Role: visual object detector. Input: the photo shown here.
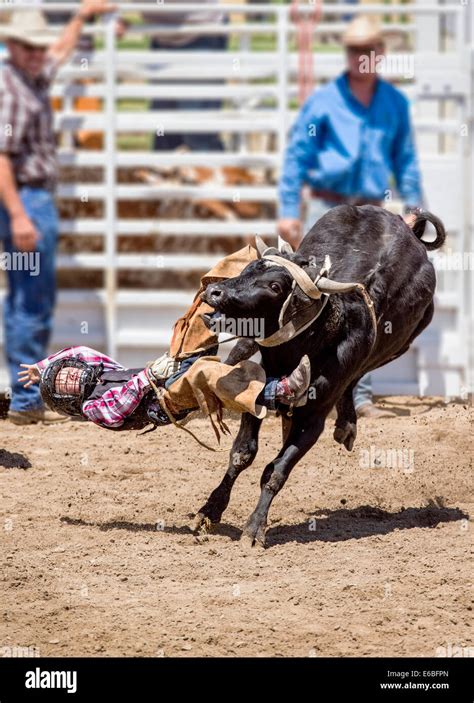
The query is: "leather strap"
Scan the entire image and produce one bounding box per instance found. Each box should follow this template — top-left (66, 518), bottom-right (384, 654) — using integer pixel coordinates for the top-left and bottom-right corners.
top-left (264, 255), bottom-right (323, 299)
top-left (256, 296), bottom-right (329, 347)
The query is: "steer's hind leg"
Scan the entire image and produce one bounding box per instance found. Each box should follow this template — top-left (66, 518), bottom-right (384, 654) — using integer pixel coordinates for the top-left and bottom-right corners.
top-left (334, 381), bottom-right (358, 451)
top-left (192, 413), bottom-right (262, 533)
top-left (241, 409), bottom-right (326, 548)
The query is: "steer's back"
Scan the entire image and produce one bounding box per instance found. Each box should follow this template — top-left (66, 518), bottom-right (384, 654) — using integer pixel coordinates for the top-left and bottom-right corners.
top-left (300, 204), bottom-right (430, 286)
top-left (299, 204), bottom-right (439, 365)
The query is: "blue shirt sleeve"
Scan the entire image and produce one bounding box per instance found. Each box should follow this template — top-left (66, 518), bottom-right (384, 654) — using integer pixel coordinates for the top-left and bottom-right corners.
top-left (278, 95), bottom-right (320, 219)
top-left (392, 96), bottom-right (423, 208)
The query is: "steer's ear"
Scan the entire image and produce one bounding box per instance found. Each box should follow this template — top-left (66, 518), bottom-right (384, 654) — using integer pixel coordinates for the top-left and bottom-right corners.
top-left (279, 241), bottom-right (294, 256)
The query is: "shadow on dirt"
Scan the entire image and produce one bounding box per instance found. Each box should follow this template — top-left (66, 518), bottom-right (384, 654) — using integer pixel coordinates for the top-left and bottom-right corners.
top-left (0, 449), bottom-right (31, 470)
top-left (60, 514), bottom-right (243, 540)
top-left (267, 504), bottom-right (469, 546)
top-left (373, 396), bottom-right (470, 417)
top-left (60, 504), bottom-right (468, 548)
top-left (60, 515), bottom-right (191, 535)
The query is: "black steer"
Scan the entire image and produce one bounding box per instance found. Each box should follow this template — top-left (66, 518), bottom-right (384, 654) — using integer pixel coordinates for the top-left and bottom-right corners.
top-left (193, 204), bottom-right (446, 548)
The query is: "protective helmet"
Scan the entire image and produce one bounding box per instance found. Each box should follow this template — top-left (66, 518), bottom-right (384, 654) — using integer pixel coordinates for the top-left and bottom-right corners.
top-left (40, 358), bottom-right (103, 416)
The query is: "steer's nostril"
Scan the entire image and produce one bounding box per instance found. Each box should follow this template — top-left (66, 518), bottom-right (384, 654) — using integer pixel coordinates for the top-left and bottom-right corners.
top-left (210, 287), bottom-right (222, 299)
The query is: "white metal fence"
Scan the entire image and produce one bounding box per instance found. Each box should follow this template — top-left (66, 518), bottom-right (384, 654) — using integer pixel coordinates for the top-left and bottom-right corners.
top-left (0, 1), bottom-right (472, 398)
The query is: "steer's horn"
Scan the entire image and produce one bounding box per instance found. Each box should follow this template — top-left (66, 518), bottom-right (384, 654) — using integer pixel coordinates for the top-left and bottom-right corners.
top-left (255, 235), bottom-right (270, 258)
top-left (316, 277), bottom-right (361, 294)
top-left (279, 241), bottom-right (294, 256)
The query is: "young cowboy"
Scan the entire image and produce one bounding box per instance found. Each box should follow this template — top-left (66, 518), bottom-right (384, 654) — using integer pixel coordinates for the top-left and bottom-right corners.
top-left (18, 346), bottom-right (311, 432)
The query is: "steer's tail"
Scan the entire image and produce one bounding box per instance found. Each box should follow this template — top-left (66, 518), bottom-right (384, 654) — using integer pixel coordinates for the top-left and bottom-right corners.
top-left (410, 209), bottom-right (446, 251)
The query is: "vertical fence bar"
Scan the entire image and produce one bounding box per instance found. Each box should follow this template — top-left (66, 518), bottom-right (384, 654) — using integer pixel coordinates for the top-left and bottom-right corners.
top-left (454, 5), bottom-right (468, 394)
top-left (276, 5), bottom-right (288, 245)
top-left (468, 7), bottom-right (474, 394)
top-left (103, 11), bottom-right (117, 359)
top-left (459, 4), bottom-right (472, 395)
top-left (276, 5), bottom-right (288, 170)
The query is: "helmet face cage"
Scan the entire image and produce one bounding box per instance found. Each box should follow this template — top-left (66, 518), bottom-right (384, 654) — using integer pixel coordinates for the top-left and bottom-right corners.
top-left (40, 358), bottom-right (103, 416)
top-left (55, 366), bottom-right (83, 396)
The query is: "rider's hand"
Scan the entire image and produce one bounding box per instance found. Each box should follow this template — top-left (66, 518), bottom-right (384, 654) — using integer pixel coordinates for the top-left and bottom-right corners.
top-left (18, 364), bottom-right (41, 388)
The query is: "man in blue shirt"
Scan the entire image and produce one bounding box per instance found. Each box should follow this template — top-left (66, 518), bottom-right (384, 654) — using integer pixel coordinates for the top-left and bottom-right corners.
top-left (278, 15), bottom-right (423, 419)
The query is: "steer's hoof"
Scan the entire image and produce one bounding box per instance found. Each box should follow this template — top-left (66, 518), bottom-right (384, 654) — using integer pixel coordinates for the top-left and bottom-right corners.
top-left (190, 513), bottom-right (214, 534)
top-left (240, 523), bottom-right (266, 550)
top-left (333, 422), bottom-right (357, 452)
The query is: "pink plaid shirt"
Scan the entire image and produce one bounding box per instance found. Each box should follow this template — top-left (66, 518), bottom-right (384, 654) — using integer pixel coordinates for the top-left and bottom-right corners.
top-left (36, 346), bottom-right (151, 428)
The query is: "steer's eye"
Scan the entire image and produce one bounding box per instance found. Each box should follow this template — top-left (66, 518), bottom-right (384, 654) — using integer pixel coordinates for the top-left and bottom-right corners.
top-left (270, 282), bottom-right (282, 294)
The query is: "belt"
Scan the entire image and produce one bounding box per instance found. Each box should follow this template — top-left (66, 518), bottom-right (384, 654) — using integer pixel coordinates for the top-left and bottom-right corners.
top-left (17, 179), bottom-right (56, 193)
top-left (311, 189), bottom-right (381, 207)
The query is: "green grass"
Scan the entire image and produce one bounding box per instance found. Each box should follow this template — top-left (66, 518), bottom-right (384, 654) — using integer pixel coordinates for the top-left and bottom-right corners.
top-left (93, 22), bottom-right (342, 54)
top-left (117, 133), bottom-right (152, 151)
top-left (117, 96), bottom-right (152, 150)
top-left (117, 99), bottom-right (148, 112)
top-left (95, 37), bottom-right (149, 50)
top-left (228, 33), bottom-right (342, 53)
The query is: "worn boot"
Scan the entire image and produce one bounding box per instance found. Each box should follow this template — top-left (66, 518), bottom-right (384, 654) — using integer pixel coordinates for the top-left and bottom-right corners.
top-left (8, 408), bottom-right (70, 425)
top-left (147, 353), bottom-right (180, 384)
top-left (356, 402), bottom-right (396, 419)
top-left (276, 355), bottom-right (312, 407)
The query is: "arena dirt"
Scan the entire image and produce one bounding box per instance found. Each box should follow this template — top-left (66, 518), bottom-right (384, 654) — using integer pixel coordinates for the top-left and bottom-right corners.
top-left (1, 398), bottom-right (472, 657)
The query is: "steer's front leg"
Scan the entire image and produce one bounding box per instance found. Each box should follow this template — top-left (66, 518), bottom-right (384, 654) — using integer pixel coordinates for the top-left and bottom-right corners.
top-left (334, 381), bottom-right (358, 451)
top-left (241, 408), bottom-right (326, 548)
top-left (191, 412), bottom-right (262, 533)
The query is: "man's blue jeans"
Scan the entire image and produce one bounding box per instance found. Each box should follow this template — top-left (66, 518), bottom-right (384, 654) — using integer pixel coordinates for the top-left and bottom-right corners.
top-left (0, 187), bottom-right (58, 411)
top-left (305, 197), bottom-right (373, 410)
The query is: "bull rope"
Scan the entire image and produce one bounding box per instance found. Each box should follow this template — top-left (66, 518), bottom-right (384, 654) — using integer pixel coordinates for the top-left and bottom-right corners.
top-left (354, 284), bottom-right (379, 351)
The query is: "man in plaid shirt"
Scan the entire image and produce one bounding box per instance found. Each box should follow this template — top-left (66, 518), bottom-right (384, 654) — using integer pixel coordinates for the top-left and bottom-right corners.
top-left (0, 2), bottom-right (113, 425)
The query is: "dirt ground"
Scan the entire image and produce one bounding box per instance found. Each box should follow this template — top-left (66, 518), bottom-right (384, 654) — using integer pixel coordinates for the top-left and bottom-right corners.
top-left (0, 397), bottom-right (472, 658)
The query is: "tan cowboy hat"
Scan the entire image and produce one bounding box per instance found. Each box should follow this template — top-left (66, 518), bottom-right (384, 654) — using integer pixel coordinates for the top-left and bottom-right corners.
top-left (342, 15), bottom-right (384, 47)
top-left (0, 9), bottom-right (58, 48)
